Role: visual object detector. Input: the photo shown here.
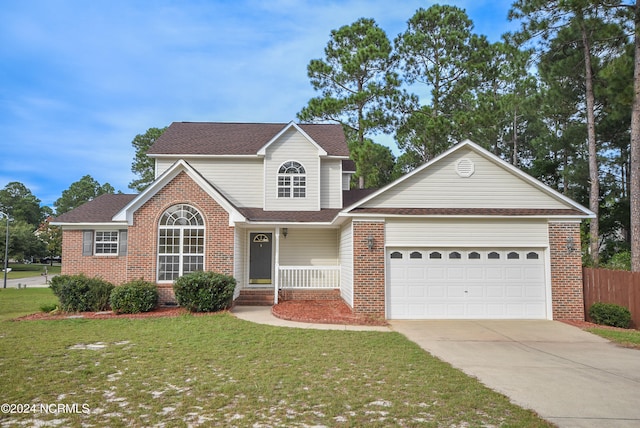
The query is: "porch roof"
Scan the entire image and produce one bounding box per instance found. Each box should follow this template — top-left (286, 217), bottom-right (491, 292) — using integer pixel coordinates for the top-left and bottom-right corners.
top-left (237, 207), bottom-right (342, 223)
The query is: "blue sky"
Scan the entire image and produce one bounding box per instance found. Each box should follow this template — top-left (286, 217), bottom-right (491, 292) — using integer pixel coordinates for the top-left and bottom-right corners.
top-left (0, 0), bottom-right (518, 208)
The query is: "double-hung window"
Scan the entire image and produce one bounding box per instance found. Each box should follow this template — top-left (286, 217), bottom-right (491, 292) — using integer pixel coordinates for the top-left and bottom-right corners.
top-left (94, 231), bottom-right (119, 255)
top-left (277, 161), bottom-right (306, 198)
top-left (157, 204), bottom-right (205, 282)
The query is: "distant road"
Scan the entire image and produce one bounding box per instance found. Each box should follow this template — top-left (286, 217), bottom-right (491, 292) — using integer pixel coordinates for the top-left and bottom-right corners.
top-left (2, 275), bottom-right (55, 288)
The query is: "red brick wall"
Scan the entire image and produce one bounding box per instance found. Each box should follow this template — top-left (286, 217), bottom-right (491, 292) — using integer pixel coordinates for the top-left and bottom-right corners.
top-left (352, 221), bottom-right (385, 316)
top-left (60, 229), bottom-right (128, 284)
top-left (549, 221), bottom-right (585, 320)
top-left (60, 171), bottom-right (235, 305)
top-left (279, 289), bottom-right (340, 301)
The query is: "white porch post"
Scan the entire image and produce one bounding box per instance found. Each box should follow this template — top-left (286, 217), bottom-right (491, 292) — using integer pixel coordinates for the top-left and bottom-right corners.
top-left (274, 227), bottom-right (280, 304)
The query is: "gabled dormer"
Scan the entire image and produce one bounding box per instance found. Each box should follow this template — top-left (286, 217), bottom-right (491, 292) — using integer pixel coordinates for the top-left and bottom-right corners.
top-left (146, 121), bottom-right (350, 212)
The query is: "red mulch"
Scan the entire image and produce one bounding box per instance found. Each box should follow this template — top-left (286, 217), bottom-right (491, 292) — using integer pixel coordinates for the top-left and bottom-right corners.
top-left (561, 319), bottom-right (637, 331)
top-left (14, 300), bottom-right (388, 326)
top-left (271, 300), bottom-right (388, 326)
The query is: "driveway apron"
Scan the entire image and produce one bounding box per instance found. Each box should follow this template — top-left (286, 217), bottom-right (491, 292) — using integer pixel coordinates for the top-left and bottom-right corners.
top-left (390, 320), bottom-right (640, 428)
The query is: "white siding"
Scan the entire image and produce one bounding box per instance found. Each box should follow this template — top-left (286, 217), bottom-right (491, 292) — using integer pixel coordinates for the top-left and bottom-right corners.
top-left (339, 222), bottom-right (353, 306)
top-left (321, 159), bottom-right (342, 208)
top-left (363, 147), bottom-right (569, 210)
top-left (385, 218), bottom-right (549, 247)
top-left (156, 157), bottom-right (263, 207)
top-left (233, 227), bottom-right (246, 294)
top-left (264, 129), bottom-right (320, 211)
top-left (279, 229), bottom-right (338, 265)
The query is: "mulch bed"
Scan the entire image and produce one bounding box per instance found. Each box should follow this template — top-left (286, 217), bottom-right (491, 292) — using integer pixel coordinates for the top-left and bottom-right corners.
top-left (271, 300), bottom-right (388, 326)
top-left (14, 300), bottom-right (388, 326)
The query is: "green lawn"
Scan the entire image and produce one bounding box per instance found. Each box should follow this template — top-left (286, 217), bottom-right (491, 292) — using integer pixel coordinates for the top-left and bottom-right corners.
top-left (586, 327), bottom-right (640, 349)
top-left (0, 289), bottom-right (551, 427)
top-left (1, 263), bottom-right (61, 280)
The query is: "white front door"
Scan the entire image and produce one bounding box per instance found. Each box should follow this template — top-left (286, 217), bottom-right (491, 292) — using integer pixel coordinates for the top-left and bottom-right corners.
top-left (387, 248), bottom-right (546, 319)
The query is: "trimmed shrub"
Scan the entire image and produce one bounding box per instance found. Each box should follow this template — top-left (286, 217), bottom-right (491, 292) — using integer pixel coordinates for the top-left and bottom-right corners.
top-left (110, 280), bottom-right (158, 314)
top-left (50, 274), bottom-right (114, 312)
top-left (173, 271), bottom-right (236, 312)
top-left (589, 302), bottom-right (632, 329)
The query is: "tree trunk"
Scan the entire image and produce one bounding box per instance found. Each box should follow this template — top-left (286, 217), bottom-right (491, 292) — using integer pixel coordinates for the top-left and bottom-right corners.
top-left (581, 21), bottom-right (600, 265)
top-left (631, 0), bottom-right (640, 271)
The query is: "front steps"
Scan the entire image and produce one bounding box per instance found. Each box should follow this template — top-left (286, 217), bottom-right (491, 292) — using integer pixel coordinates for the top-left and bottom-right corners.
top-left (235, 289), bottom-right (274, 306)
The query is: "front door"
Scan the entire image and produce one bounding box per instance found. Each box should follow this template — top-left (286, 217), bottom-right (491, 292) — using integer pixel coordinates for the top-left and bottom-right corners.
top-left (249, 233), bottom-right (272, 285)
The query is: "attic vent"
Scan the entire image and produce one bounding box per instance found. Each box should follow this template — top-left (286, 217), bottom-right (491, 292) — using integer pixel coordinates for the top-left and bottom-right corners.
top-left (456, 158), bottom-right (475, 177)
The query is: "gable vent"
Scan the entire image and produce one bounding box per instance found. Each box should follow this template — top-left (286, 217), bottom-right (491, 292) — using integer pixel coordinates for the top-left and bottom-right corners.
top-left (456, 158), bottom-right (475, 177)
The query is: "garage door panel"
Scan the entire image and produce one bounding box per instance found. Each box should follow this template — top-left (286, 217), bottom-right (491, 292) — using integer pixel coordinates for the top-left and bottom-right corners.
top-left (407, 284), bottom-right (426, 298)
top-left (428, 286), bottom-right (446, 298)
top-left (485, 267), bottom-right (503, 280)
top-left (447, 267), bottom-right (465, 280)
top-left (388, 248), bottom-right (546, 319)
top-left (485, 286), bottom-right (504, 298)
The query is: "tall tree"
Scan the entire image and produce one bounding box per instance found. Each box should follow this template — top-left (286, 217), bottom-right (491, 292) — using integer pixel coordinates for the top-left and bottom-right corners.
top-left (54, 175), bottom-right (116, 215)
top-left (627, 0), bottom-right (640, 271)
top-left (394, 5), bottom-right (485, 167)
top-left (129, 126), bottom-right (167, 192)
top-left (297, 18), bottom-right (403, 187)
top-left (0, 182), bottom-right (45, 227)
top-left (510, 0), bottom-right (624, 265)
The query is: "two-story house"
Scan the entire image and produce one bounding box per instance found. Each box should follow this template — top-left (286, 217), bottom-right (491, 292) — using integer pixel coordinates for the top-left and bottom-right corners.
top-left (53, 121), bottom-right (594, 320)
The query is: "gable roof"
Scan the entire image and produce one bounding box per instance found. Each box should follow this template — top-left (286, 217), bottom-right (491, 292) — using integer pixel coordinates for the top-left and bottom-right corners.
top-left (344, 139), bottom-right (595, 219)
top-left (51, 194), bottom-right (136, 224)
top-left (112, 159), bottom-right (245, 225)
top-left (147, 121), bottom-right (349, 157)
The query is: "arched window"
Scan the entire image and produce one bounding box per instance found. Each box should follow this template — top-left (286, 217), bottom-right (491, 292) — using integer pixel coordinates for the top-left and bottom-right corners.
top-left (278, 161), bottom-right (306, 198)
top-left (158, 204), bottom-right (205, 282)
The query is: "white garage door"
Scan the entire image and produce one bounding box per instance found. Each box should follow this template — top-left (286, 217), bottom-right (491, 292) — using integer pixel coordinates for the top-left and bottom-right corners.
top-left (387, 249), bottom-right (547, 319)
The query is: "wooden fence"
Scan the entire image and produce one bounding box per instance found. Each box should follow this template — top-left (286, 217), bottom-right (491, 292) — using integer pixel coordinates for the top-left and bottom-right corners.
top-left (583, 267), bottom-right (640, 329)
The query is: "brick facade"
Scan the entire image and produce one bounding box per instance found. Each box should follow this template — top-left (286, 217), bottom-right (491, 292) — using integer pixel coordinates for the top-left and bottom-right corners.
top-left (279, 288), bottom-right (341, 301)
top-left (60, 229), bottom-right (128, 284)
top-left (352, 220), bottom-right (386, 317)
top-left (61, 171), bottom-right (235, 304)
top-left (548, 221), bottom-right (585, 320)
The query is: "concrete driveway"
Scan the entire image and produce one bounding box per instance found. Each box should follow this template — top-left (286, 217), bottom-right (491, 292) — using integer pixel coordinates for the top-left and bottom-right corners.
top-left (390, 320), bottom-right (640, 428)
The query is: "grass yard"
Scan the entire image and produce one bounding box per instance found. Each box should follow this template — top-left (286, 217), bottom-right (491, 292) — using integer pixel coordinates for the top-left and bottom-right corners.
top-left (586, 327), bottom-right (640, 349)
top-left (2, 263), bottom-right (61, 280)
top-left (0, 289), bottom-right (551, 427)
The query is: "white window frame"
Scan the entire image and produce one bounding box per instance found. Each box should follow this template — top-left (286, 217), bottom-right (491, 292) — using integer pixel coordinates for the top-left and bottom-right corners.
top-left (277, 161), bottom-right (306, 198)
top-left (157, 204), bottom-right (205, 283)
top-left (94, 231), bottom-right (119, 255)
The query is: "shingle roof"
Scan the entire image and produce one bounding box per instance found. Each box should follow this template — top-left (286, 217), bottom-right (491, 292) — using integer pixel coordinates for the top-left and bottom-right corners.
top-left (348, 207), bottom-right (586, 216)
top-left (147, 122), bottom-right (349, 157)
top-left (236, 208), bottom-right (342, 223)
top-left (52, 194), bottom-right (137, 223)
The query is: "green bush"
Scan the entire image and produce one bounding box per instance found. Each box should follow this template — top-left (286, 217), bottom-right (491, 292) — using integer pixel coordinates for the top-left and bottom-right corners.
top-left (589, 302), bottom-right (632, 329)
top-left (603, 251), bottom-right (631, 271)
top-left (50, 274), bottom-right (114, 312)
top-left (110, 280), bottom-right (158, 314)
top-left (173, 271), bottom-right (236, 312)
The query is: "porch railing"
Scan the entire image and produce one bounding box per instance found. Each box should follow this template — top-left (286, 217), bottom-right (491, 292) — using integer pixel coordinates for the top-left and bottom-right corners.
top-left (278, 265), bottom-right (340, 289)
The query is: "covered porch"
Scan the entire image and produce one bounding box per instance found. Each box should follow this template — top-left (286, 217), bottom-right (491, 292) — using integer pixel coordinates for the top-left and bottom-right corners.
top-left (234, 225), bottom-right (346, 305)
